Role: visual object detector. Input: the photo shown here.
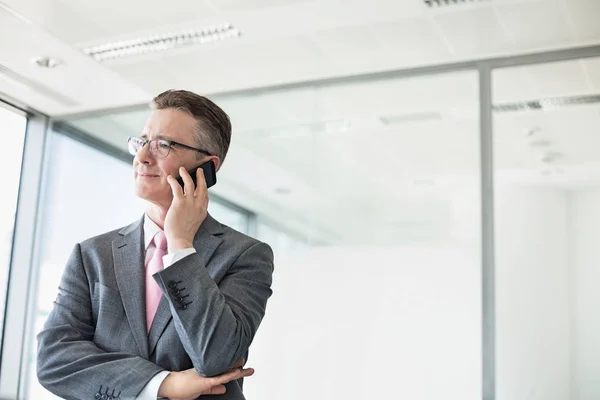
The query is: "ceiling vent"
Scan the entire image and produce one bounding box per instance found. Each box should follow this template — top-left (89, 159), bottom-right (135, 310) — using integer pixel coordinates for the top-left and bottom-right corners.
top-left (493, 94), bottom-right (600, 112)
top-left (424, 0), bottom-right (490, 8)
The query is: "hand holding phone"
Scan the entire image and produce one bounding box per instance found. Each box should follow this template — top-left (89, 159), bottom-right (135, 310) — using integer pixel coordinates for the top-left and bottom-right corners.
top-left (176, 160), bottom-right (217, 189)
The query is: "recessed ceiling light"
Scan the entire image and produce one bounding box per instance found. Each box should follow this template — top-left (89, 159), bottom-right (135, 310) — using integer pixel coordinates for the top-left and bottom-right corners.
top-left (31, 56), bottom-right (62, 68)
top-left (274, 187), bottom-right (291, 194)
top-left (82, 23), bottom-right (241, 62)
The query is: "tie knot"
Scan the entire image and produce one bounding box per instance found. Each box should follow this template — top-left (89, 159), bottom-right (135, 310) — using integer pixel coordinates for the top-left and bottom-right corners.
top-left (153, 231), bottom-right (167, 251)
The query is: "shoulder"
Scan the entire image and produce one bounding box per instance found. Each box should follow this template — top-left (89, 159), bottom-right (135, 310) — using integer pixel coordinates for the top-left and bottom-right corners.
top-left (78, 216), bottom-right (143, 251)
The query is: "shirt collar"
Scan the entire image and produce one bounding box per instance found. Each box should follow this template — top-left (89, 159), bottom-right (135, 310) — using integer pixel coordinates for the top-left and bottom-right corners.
top-left (143, 214), bottom-right (163, 250)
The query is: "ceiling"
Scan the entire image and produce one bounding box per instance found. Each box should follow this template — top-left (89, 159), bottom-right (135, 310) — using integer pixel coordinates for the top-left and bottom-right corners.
top-left (1, 0), bottom-right (600, 116)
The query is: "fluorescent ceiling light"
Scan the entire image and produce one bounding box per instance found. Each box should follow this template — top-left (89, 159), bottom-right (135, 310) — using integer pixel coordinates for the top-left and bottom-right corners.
top-left (82, 23), bottom-right (241, 62)
top-left (424, 0), bottom-right (490, 8)
top-left (494, 94), bottom-right (600, 112)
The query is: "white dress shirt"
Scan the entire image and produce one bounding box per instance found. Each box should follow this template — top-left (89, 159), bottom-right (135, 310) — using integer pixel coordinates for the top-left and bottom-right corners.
top-left (137, 215), bottom-right (196, 399)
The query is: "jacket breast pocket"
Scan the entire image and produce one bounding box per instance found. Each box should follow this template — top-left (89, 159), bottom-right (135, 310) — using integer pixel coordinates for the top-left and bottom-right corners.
top-left (91, 282), bottom-right (133, 353)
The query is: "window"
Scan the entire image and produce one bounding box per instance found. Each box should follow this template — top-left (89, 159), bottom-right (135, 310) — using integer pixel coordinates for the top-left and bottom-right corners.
top-left (0, 103), bottom-right (26, 346)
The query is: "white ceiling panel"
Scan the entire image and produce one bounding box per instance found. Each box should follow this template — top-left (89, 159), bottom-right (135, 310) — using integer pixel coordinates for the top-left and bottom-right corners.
top-left (493, 65), bottom-right (538, 104)
top-left (155, 50), bottom-right (246, 93)
top-left (213, 37), bottom-right (332, 85)
top-left (493, 58), bottom-right (594, 103)
top-left (433, 6), bottom-right (512, 57)
top-left (581, 57), bottom-right (600, 91)
top-left (111, 60), bottom-right (179, 94)
top-left (3, 0), bottom-right (108, 44)
top-left (520, 59), bottom-right (592, 99)
top-left (494, 0), bottom-right (575, 50)
top-left (53, 0), bottom-right (165, 40)
top-left (566, 0), bottom-right (600, 42)
top-left (310, 25), bottom-right (391, 76)
top-left (206, 0), bottom-right (311, 13)
top-left (371, 17), bottom-right (453, 66)
top-left (140, 0), bottom-right (218, 26)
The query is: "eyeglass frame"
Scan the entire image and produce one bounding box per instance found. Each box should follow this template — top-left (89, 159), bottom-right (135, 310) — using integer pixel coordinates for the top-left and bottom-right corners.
top-left (127, 136), bottom-right (214, 159)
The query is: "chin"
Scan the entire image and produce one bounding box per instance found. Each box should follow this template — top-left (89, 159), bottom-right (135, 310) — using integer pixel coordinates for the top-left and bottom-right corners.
top-left (136, 186), bottom-right (170, 206)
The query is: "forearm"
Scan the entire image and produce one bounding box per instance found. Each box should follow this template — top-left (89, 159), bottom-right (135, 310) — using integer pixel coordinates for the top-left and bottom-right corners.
top-left (155, 242), bottom-right (273, 377)
top-left (37, 325), bottom-right (165, 399)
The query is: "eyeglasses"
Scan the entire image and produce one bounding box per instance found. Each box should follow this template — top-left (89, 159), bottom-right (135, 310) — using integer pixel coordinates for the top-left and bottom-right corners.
top-left (127, 136), bottom-right (213, 159)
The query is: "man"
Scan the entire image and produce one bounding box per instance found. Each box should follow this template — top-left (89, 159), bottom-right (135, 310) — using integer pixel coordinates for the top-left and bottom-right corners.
top-left (37, 90), bottom-right (274, 400)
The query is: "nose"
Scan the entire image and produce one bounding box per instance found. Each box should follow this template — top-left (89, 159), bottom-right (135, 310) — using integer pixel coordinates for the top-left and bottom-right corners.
top-left (134, 141), bottom-right (154, 165)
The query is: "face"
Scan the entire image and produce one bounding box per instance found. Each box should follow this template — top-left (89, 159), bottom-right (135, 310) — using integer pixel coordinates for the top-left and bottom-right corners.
top-left (133, 108), bottom-right (209, 207)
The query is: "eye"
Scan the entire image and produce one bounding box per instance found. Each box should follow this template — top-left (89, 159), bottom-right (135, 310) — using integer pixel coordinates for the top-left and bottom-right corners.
top-left (157, 141), bottom-right (171, 149)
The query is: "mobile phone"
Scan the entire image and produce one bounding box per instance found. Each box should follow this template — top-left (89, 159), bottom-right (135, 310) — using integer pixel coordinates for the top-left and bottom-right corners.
top-left (176, 160), bottom-right (217, 189)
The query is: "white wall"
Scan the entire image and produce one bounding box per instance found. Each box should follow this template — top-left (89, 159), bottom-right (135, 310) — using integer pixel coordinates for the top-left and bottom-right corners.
top-left (494, 186), bottom-right (600, 400)
top-left (244, 245), bottom-right (481, 400)
top-left (495, 187), bottom-right (571, 400)
top-left (568, 190), bottom-right (600, 400)
top-left (244, 185), bottom-right (600, 400)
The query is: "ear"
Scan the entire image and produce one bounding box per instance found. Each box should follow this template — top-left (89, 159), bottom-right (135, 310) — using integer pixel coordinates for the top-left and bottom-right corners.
top-left (210, 156), bottom-right (221, 172)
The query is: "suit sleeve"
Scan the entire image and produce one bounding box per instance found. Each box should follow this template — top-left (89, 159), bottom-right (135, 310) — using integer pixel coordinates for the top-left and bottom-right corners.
top-left (36, 243), bottom-right (165, 400)
top-left (154, 241), bottom-right (274, 377)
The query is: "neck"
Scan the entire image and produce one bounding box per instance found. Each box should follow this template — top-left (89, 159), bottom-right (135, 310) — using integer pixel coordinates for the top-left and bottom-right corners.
top-left (145, 202), bottom-right (169, 229)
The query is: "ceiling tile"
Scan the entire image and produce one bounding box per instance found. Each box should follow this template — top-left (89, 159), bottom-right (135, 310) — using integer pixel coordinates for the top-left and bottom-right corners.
top-left (493, 66), bottom-right (538, 104)
top-left (213, 37), bottom-right (332, 85)
top-left (581, 56), bottom-right (600, 92)
top-left (494, 0), bottom-right (575, 50)
top-left (310, 25), bottom-right (391, 75)
top-left (522, 59), bottom-right (591, 99)
top-left (111, 60), bottom-right (177, 94)
top-left (371, 17), bottom-right (453, 66)
top-left (206, 0), bottom-right (310, 13)
top-left (566, 0), bottom-right (600, 41)
top-left (433, 6), bottom-right (512, 57)
top-left (157, 50), bottom-right (246, 94)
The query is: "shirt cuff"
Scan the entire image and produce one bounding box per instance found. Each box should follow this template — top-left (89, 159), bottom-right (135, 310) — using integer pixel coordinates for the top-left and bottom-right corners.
top-left (163, 248), bottom-right (196, 268)
top-left (136, 371), bottom-right (170, 399)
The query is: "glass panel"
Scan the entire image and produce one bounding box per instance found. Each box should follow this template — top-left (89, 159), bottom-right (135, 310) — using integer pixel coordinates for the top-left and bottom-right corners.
top-left (59, 70), bottom-right (483, 399)
top-left (0, 103), bottom-right (26, 346)
top-left (210, 72), bottom-right (483, 400)
top-left (23, 133), bottom-right (145, 399)
top-left (493, 56), bottom-right (600, 400)
top-left (207, 200), bottom-right (249, 234)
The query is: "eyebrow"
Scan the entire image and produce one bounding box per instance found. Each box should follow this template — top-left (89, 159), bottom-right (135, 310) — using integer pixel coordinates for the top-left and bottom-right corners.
top-left (140, 133), bottom-right (174, 141)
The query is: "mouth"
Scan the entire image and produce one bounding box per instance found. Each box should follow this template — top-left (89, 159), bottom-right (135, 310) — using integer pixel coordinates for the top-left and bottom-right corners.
top-left (137, 173), bottom-right (160, 179)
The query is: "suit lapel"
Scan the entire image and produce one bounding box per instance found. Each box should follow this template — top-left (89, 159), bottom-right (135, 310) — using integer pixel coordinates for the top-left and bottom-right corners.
top-left (148, 213), bottom-right (224, 356)
top-left (113, 215), bottom-right (150, 359)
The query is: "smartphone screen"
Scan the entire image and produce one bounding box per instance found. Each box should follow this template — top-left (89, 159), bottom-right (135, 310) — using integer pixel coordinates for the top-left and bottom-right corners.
top-left (176, 160), bottom-right (217, 189)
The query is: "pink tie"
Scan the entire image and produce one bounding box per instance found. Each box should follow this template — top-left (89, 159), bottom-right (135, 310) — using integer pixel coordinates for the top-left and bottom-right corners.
top-left (146, 231), bottom-right (167, 333)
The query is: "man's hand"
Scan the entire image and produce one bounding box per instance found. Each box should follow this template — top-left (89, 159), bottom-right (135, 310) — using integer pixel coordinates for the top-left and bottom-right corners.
top-left (157, 361), bottom-right (254, 400)
top-left (164, 166), bottom-right (209, 253)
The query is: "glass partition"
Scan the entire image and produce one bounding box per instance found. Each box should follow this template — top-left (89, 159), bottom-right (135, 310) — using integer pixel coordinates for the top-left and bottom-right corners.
top-left (63, 69), bottom-right (483, 399)
top-left (493, 56), bottom-right (600, 400)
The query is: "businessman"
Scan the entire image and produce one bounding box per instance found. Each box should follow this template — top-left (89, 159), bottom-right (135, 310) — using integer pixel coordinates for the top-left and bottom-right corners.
top-left (37, 89), bottom-right (274, 400)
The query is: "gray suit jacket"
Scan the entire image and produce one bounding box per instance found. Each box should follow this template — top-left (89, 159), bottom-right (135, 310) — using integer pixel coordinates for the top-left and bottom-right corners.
top-left (37, 213), bottom-right (274, 400)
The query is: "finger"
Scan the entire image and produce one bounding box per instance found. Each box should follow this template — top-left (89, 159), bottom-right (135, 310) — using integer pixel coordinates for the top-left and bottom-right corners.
top-left (211, 367), bottom-right (255, 386)
top-left (206, 385), bottom-right (226, 395)
top-left (179, 167), bottom-right (194, 196)
top-left (166, 175), bottom-right (184, 199)
top-left (194, 165), bottom-right (207, 197)
top-left (230, 358), bottom-right (245, 370)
